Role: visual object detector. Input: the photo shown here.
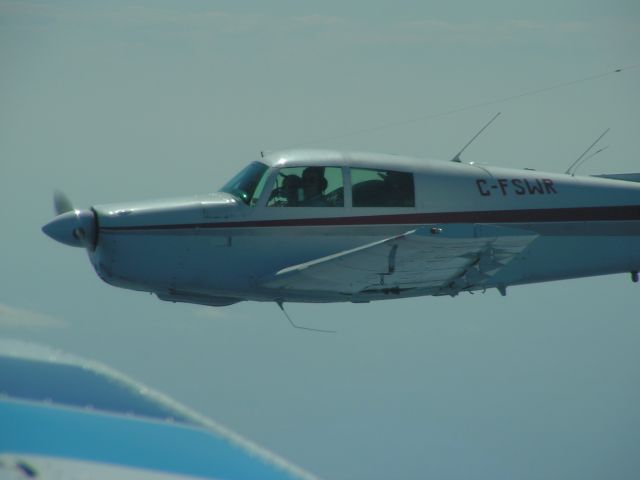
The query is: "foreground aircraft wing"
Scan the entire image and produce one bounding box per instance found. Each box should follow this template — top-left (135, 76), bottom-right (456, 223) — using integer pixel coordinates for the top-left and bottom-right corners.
top-left (263, 224), bottom-right (538, 297)
top-left (0, 339), bottom-right (317, 480)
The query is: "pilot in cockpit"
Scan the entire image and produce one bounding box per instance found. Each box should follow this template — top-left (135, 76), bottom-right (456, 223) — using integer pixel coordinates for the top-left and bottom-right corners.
top-left (301, 167), bottom-right (328, 206)
top-left (282, 174), bottom-right (302, 206)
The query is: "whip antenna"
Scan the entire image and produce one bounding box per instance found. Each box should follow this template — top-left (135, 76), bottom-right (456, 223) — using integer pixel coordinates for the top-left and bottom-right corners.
top-left (565, 128), bottom-right (610, 175)
top-left (451, 112), bottom-right (501, 162)
top-left (276, 301), bottom-right (336, 334)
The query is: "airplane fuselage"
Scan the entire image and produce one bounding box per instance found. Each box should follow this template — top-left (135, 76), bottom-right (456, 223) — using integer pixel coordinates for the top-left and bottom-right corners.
top-left (44, 150), bottom-right (640, 306)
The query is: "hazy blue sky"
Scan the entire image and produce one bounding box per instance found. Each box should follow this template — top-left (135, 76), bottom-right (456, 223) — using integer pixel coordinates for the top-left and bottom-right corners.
top-left (2, 1), bottom-right (640, 479)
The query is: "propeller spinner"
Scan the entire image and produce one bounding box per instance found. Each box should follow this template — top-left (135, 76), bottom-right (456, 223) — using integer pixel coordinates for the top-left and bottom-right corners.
top-left (42, 191), bottom-right (97, 249)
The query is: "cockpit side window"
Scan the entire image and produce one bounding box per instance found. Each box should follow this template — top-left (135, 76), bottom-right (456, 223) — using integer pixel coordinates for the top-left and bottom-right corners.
top-left (267, 166), bottom-right (344, 207)
top-left (220, 161), bottom-right (269, 206)
top-left (351, 168), bottom-right (415, 207)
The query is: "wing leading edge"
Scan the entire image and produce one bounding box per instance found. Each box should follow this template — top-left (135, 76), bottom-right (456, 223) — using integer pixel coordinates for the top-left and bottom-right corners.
top-left (262, 224), bottom-right (538, 297)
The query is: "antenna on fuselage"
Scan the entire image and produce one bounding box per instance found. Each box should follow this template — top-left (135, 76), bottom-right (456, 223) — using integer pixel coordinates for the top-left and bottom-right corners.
top-left (276, 301), bottom-right (336, 334)
top-left (450, 112), bottom-right (501, 163)
top-left (565, 128), bottom-right (610, 176)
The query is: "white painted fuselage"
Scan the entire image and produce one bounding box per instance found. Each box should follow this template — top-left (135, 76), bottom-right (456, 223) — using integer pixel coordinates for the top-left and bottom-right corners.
top-left (69, 150), bottom-right (640, 306)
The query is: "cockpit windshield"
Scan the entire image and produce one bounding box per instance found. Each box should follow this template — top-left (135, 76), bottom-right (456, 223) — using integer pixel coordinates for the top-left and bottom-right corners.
top-left (220, 161), bottom-right (269, 206)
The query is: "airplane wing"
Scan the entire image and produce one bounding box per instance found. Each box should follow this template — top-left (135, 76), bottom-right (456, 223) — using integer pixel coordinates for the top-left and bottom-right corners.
top-left (262, 224), bottom-right (538, 297)
top-left (0, 339), bottom-right (317, 480)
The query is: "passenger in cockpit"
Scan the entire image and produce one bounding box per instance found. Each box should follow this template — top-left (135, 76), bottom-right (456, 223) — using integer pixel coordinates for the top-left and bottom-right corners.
top-left (301, 167), bottom-right (328, 206)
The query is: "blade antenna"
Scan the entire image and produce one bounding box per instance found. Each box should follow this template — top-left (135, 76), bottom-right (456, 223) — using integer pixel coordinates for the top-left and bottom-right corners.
top-left (451, 112), bottom-right (501, 162)
top-left (565, 128), bottom-right (610, 175)
top-left (276, 301), bottom-right (336, 334)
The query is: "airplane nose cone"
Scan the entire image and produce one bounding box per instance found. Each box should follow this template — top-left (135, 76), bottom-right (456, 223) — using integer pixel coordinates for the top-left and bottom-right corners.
top-left (42, 209), bottom-right (97, 249)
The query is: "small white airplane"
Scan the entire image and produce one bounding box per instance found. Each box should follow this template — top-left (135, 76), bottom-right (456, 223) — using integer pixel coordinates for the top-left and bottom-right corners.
top-left (43, 143), bottom-right (640, 308)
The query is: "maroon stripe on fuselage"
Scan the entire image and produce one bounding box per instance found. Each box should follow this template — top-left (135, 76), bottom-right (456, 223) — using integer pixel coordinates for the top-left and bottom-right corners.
top-left (99, 205), bottom-right (640, 232)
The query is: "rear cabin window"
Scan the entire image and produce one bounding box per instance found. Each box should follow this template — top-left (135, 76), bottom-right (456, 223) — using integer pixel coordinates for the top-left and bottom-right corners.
top-left (351, 168), bottom-right (415, 207)
top-left (267, 166), bottom-right (344, 207)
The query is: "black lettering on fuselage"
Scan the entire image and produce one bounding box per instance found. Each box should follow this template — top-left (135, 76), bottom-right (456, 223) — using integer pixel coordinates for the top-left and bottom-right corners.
top-left (543, 179), bottom-right (557, 194)
top-left (524, 179), bottom-right (544, 194)
top-left (511, 179), bottom-right (526, 195)
top-left (475, 177), bottom-right (558, 197)
top-left (497, 178), bottom-right (509, 195)
top-left (476, 179), bottom-right (491, 196)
